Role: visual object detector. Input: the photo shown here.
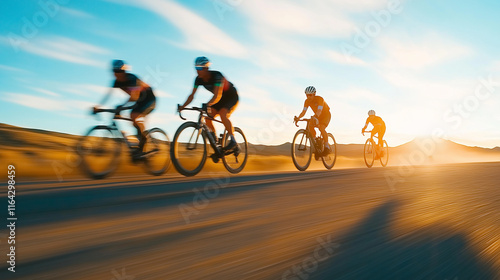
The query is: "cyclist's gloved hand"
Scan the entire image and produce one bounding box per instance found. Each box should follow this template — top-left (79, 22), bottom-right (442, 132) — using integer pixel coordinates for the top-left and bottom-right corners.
top-left (115, 105), bottom-right (125, 115)
top-left (92, 106), bottom-right (98, 115)
top-left (201, 103), bottom-right (208, 113)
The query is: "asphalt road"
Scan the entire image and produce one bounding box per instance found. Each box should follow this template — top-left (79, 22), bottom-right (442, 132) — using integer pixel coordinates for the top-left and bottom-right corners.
top-left (1, 162), bottom-right (500, 279)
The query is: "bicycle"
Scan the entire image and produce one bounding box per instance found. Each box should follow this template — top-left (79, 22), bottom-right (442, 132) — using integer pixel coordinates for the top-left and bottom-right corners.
top-left (77, 107), bottom-right (171, 179)
top-left (170, 105), bottom-right (248, 177)
top-left (291, 118), bottom-right (337, 171)
top-left (363, 131), bottom-right (389, 168)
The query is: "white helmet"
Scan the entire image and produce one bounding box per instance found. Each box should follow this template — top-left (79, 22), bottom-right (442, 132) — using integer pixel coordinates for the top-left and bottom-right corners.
top-left (305, 86), bottom-right (316, 95)
top-left (368, 110), bottom-right (376, 116)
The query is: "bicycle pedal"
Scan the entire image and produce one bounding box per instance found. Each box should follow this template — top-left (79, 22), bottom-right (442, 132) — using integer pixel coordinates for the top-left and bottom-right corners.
top-left (210, 153), bottom-right (220, 163)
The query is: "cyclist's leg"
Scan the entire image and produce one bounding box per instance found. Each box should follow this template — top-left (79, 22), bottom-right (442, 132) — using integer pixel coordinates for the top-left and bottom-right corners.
top-left (308, 125), bottom-right (316, 138)
top-left (212, 89), bottom-right (239, 149)
top-left (378, 125), bottom-right (386, 146)
top-left (205, 111), bottom-right (217, 134)
top-left (318, 111), bottom-right (331, 147)
top-left (318, 124), bottom-right (328, 143)
top-left (130, 113), bottom-right (145, 137)
top-left (131, 99), bottom-right (155, 151)
top-left (378, 125), bottom-right (386, 154)
top-left (219, 108), bottom-right (234, 136)
top-left (370, 129), bottom-right (379, 157)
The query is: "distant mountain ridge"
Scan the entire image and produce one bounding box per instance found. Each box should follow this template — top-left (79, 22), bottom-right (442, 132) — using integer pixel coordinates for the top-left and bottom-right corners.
top-left (1, 123), bottom-right (500, 161)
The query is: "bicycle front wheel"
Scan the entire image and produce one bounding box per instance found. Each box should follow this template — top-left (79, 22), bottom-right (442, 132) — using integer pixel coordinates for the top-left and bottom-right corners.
top-left (322, 133), bottom-right (337, 170)
top-left (171, 122), bottom-right (207, 177)
top-left (143, 128), bottom-right (171, 175)
top-left (380, 140), bottom-right (389, 167)
top-left (77, 126), bottom-right (121, 179)
top-left (221, 127), bottom-right (248, 174)
top-left (291, 129), bottom-right (312, 171)
top-left (364, 138), bottom-right (375, 168)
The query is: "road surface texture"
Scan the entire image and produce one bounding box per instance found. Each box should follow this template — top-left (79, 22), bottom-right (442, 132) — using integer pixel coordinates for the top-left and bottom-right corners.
top-left (1, 162), bottom-right (499, 279)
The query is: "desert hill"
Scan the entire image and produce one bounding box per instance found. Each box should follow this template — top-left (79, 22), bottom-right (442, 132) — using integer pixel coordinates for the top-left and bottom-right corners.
top-left (1, 123), bottom-right (499, 179)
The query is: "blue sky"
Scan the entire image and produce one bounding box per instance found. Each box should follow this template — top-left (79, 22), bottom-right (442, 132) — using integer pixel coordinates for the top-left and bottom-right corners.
top-left (1, 0), bottom-right (500, 147)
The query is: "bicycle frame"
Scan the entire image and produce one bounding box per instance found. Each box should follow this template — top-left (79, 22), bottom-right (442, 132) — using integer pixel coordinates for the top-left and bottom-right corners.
top-left (178, 107), bottom-right (225, 157)
top-left (295, 118), bottom-right (322, 153)
top-left (365, 130), bottom-right (383, 149)
top-left (94, 109), bottom-right (138, 151)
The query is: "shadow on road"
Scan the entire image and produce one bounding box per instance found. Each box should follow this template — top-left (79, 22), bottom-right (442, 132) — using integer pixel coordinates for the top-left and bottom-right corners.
top-left (310, 200), bottom-right (496, 279)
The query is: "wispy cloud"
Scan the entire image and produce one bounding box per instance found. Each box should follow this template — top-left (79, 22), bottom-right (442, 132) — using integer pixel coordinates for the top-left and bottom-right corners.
top-left (240, 0), bottom-right (388, 71)
top-left (3, 92), bottom-right (93, 112)
top-left (154, 89), bottom-right (173, 98)
top-left (489, 60), bottom-right (500, 72)
top-left (0, 64), bottom-right (28, 73)
top-left (60, 84), bottom-right (109, 96)
top-left (242, 0), bottom-right (356, 38)
top-left (377, 33), bottom-right (472, 70)
top-left (3, 93), bottom-right (63, 111)
top-left (241, 0), bottom-right (389, 39)
top-left (325, 50), bottom-right (367, 66)
top-left (0, 36), bottom-right (109, 67)
top-left (109, 0), bottom-right (247, 57)
top-left (60, 7), bottom-right (94, 18)
top-left (335, 88), bottom-right (387, 104)
top-left (28, 87), bottom-right (60, 97)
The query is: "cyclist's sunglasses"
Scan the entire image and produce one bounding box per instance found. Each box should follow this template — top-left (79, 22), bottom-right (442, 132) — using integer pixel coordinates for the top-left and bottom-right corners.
top-left (195, 66), bottom-right (207, 71)
top-left (113, 69), bottom-right (125, 73)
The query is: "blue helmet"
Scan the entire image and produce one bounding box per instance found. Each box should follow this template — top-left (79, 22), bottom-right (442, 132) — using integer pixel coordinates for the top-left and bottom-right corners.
top-left (111, 59), bottom-right (127, 72)
top-left (195, 56), bottom-right (210, 68)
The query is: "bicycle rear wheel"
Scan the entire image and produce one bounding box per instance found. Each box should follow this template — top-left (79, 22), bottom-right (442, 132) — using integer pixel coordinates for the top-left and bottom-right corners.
top-left (379, 140), bottom-right (389, 167)
top-left (143, 128), bottom-right (171, 175)
top-left (171, 122), bottom-right (207, 177)
top-left (221, 127), bottom-right (248, 174)
top-left (77, 126), bottom-right (121, 179)
top-left (291, 129), bottom-right (312, 171)
top-left (364, 138), bottom-right (375, 168)
top-left (322, 133), bottom-right (337, 170)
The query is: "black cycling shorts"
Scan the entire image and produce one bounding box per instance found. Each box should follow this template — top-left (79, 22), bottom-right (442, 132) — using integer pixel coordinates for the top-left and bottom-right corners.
top-left (373, 124), bottom-right (386, 139)
top-left (132, 88), bottom-right (156, 115)
top-left (318, 110), bottom-right (331, 127)
top-left (212, 87), bottom-right (239, 113)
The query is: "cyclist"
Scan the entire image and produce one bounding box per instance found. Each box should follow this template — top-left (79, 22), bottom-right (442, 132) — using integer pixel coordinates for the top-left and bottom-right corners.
top-left (294, 86), bottom-right (332, 155)
top-left (178, 56), bottom-right (239, 151)
top-left (94, 59), bottom-right (156, 158)
top-left (362, 110), bottom-right (386, 159)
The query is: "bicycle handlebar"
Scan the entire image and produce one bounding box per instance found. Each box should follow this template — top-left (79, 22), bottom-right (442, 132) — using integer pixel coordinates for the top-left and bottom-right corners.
top-left (93, 108), bottom-right (118, 114)
top-left (92, 108), bottom-right (132, 121)
top-left (294, 118), bottom-right (311, 127)
top-left (177, 104), bottom-right (213, 121)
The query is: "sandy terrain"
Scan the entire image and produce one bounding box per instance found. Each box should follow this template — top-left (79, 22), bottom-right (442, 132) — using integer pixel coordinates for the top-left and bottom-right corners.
top-left (2, 123), bottom-right (500, 180)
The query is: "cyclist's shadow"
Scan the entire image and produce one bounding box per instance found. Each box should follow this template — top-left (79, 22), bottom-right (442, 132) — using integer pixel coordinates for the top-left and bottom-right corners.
top-left (310, 200), bottom-right (496, 279)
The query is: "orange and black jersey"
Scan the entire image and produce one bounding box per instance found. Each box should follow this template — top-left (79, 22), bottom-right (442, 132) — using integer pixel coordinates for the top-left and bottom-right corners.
top-left (113, 73), bottom-right (155, 102)
top-left (194, 70), bottom-right (234, 94)
top-left (366, 115), bottom-right (385, 127)
top-left (303, 95), bottom-right (330, 116)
